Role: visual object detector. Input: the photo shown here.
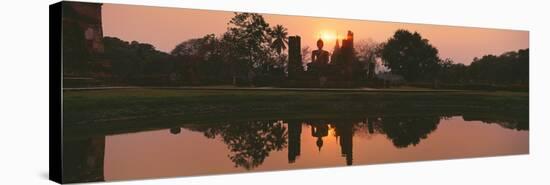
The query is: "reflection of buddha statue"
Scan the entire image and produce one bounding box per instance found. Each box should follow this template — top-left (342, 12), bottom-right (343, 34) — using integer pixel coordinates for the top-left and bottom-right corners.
top-left (311, 39), bottom-right (330, 87)
top-left (311, 123), bottom-right (329, 151)
top-left (316, 138), bottom-right (324, 151)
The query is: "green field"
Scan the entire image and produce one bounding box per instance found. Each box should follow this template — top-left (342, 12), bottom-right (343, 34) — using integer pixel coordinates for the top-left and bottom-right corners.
top-left (63, 88), bottom-right (528, 136)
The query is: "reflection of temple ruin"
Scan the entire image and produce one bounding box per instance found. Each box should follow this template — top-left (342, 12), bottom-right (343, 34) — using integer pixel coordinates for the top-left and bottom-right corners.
top-left (62, 136), bottom-right (105, 183)
top-left (287, 121), bottom-right (354, 166)
top-left (335, 122), bottom-right (354, 166)
top-left (287, 31), bottom-right (359, 87)
top-left (287, 121), bottom-right (302, 163)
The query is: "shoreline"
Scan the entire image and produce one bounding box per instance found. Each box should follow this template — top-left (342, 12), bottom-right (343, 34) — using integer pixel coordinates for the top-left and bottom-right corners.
top-left (62, 88), bottom-right (528, 137)
top-left (62, 86), bottom-right (467, 93)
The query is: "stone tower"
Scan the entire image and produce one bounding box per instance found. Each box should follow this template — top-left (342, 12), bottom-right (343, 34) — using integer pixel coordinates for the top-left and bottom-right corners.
top-left (288, 36), bottom-right (303, 79)
top-left (341, 31), bottom-right (355, 80)
top-left (62, 2), bottom-right (104, 54)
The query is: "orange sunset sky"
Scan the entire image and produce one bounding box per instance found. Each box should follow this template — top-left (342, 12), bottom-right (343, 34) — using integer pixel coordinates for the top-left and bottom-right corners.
top-left (102, 3), bottom-right (529, 65)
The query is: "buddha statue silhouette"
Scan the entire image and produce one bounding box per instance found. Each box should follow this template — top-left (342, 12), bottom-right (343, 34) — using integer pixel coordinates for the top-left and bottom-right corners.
top-left (311, 39), bottom-right (330, 87)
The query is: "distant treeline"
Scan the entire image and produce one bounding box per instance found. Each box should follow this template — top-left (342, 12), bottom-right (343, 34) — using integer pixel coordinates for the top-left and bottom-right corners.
top-left (377, 29), bottom-right (528, 91)
top-left (437, 49), bottom-right (529, 85)
top-left (63, 13), bottom-right (528, 90)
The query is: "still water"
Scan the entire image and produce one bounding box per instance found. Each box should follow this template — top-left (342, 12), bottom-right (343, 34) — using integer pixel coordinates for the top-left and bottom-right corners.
top-left (63, 115), bottom-right (528, 182)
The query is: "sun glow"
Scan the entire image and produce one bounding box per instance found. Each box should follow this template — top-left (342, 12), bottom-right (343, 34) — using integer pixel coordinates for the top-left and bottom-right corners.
top-left (317, 30), bottom-right (342, 42)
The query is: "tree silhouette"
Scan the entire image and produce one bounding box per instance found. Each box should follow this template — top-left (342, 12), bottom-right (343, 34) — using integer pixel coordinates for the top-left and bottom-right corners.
top-left (171, 34), bottom-right (219, 57)
top-left (227, 13), bottom-right (272, 68)
top-left (381, 29), bottom-right (440, 82)
top-left (301, 46), bottom-right (311, 63)
top-left (356, 39), bottom-right (382, 80)
top-left (220, 30), bottom-right (249, 85)
top-left (467, 49), bottom-right (529, 85)
top-left (223, 13), bottom-right (279, 85)
top-left (436, 58), bottom-right (467, 84)
top-left (270, 24), bottom-right (289, 55)
top-left (103, 37), bottom-right (173, 82)
top-left (170, 34), bottom-right (228, 85)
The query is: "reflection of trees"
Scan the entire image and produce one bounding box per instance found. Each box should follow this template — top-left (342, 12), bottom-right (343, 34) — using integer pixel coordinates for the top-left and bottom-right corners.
top-left (489, 120), bottom-right (528, 131)
top-left (190, 120), bottom-right (288, 170)
top-left (186, 113), bottom-right (525, 169)
top-left (462, 114), bottom-right (528, 131)
top-left (357, 114), bottom-right (528, 149)
top-left (369, 116), bottom-right (440, 148)
top-left (169, 127), bottom-right (181, 135)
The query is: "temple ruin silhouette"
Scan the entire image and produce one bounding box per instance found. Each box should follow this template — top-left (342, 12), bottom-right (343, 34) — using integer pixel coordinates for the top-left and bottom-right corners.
top-left (288, 31), bottom-right (363, 87)
top-left (288, 121), bottom-right (354, 166)
top-left (62, 2), bottom-right (104, 55)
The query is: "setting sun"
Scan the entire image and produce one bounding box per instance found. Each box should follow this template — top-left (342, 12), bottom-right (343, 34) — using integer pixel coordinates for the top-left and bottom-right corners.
top-left (318, 30), bottom-right (341, 42)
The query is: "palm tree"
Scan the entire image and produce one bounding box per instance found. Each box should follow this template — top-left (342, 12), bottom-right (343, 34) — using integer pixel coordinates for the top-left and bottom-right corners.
top-left (270, 24), bottom-right (289, 54)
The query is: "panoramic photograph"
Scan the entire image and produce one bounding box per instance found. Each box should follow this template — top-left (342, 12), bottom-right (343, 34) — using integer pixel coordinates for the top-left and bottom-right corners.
top-left (59, 1), bottom-right (528, 183)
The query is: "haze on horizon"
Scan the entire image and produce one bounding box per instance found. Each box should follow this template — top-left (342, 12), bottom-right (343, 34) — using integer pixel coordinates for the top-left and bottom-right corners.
top-left (102, 3), bottom-right (528, 65)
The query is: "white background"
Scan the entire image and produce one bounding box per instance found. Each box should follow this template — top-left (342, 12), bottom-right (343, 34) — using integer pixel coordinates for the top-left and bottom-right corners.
top-left (0, 0), bottom-right (548, 184)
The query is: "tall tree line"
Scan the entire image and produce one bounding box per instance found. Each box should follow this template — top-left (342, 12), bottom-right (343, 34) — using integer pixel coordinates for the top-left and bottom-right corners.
top-left (90, 15), bottom-right (529, 89)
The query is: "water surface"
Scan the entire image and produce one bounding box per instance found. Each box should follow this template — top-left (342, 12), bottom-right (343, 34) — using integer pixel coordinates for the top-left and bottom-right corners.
top-left (63, 115), bottom-right (528, 182)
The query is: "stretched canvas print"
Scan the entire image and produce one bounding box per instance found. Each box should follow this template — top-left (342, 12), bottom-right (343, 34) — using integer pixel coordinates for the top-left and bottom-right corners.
top-left (49, 1), bottom-right (529, 183)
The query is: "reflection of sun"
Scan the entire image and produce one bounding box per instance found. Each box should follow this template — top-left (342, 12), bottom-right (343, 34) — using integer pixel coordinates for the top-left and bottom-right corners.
top-left (328, 124), bottom-right (336, 137)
